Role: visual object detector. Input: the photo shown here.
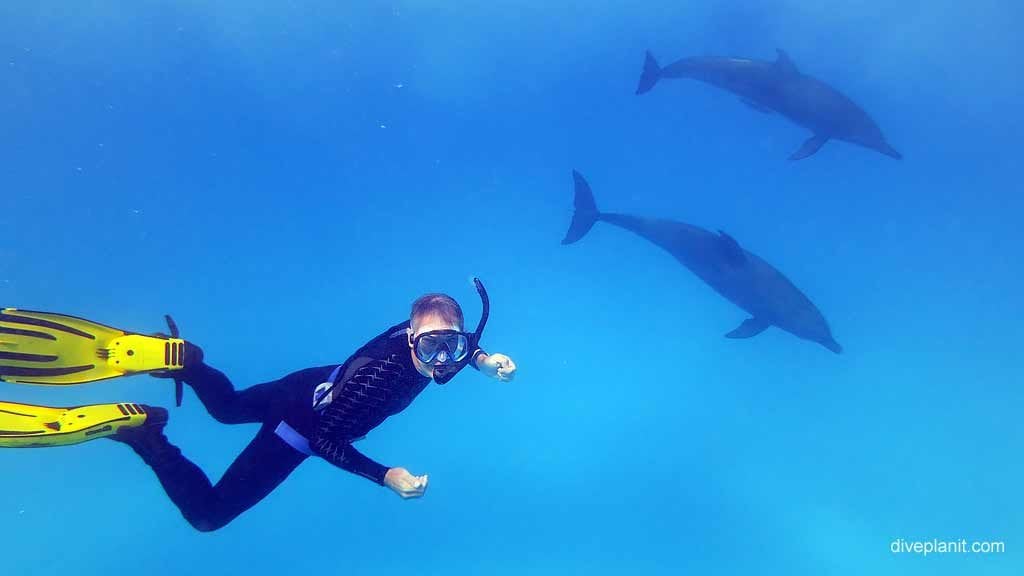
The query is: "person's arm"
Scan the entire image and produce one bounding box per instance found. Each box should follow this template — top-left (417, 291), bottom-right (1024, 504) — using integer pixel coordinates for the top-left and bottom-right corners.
top-left (310, 355), bottom-right (428, 499)
top-left (470, 348), bottom-right (488, 370)
top-left (311, 403), bottom-right (389, 485)
top-left (473, 348), bottom-right (517, 381)
top-left (309, 355), bottom-right (394, 484)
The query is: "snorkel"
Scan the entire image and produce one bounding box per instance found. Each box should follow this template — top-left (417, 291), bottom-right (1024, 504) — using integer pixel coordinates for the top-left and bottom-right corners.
top-left (432, 277), bottom-right (489, 385)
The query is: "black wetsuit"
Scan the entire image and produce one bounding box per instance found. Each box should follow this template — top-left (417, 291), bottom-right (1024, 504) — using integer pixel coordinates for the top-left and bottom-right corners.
top-left (124, 320), bottom-right (478, 532)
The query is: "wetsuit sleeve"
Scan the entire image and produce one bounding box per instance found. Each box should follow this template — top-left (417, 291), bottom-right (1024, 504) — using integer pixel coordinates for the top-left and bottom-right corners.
top-left (312, 412), bottom-right (389, 485)
top-left (470, 347), bottom-right (488, 370)
top-left (315, 437), bottom-right (389, 485)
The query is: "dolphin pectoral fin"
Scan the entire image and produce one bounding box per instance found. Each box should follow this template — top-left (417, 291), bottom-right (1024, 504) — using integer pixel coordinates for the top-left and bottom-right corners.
top-left (636, 51), bottom-right (662, 95)
top-left (879, 142), bottom-right (903, 160)
top-left (774, 49), bottom-right (800, 77)
top-left (725, 318), bottom-right (771, 339)
top-left (789, 135), bottom-right (829, 161)
top-left (716, 230), bottom-right (747, 267)
top-left (740, 98), bottom-right (774, 114)
top-left (562, 170), bottom-right (601, 245)
top-left (821, 338), bottom-right (843, 354)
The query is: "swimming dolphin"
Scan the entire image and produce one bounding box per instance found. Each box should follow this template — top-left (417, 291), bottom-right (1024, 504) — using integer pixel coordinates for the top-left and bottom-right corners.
top-left (636, 49), bottom-right (901, 161)
top-left (562, 171), bottom-right (842, 353)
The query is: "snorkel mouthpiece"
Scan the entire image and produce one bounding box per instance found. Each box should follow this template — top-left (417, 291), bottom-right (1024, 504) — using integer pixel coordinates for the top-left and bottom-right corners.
top-left (433, 364), bottom-right (456, 384)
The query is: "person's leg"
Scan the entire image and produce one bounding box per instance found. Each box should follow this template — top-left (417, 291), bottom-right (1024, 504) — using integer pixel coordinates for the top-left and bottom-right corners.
top-left (156, 342), bottom-right (283, 424)
top-left (180, 362), bottom-right (282, 424)
top-left (165, 344), bottom-right (332, 425)
top-left (116, 421), bottom-right (306, 532)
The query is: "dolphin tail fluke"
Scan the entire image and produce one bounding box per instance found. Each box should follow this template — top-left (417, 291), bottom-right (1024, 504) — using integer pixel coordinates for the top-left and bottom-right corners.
top-left (562, 170), bottom-right (601, 245)
top-left (636, 51), bottom-right (661, 95)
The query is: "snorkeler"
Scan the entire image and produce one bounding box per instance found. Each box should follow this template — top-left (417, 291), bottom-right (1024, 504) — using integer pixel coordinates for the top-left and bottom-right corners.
top-left (0, 278), bottom-right (516, 531)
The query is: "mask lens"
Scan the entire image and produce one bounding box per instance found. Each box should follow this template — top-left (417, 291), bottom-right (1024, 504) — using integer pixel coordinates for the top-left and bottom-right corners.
top-left (449, 334), bottom-right (468, 362)
top-left (414, 331), bottom-right (468, 364)
top-left (414, 333), bottom-right (442, 363)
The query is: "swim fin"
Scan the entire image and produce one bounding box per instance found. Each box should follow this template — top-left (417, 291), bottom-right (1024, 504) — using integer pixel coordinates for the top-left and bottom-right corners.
top-left (0, 308), bottom-right (187, 385)
top-left (0, 400), bottom-right (162, 447)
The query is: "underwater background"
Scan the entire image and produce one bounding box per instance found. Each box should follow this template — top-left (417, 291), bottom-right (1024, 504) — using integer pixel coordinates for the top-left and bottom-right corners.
top-left (1, 1), bottom-right (1021, 574)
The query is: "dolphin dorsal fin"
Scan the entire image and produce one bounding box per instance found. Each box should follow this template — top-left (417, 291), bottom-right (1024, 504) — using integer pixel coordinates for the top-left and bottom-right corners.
top-left (774, 49), bottom-right (799, 77)
top-left (716, 230), bottom-right (747, 267)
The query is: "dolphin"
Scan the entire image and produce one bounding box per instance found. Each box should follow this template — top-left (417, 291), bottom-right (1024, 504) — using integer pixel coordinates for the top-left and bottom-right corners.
top-left (636, 49), bottom-right (901, 161)
top-left (562, 170), bottom-right (842, 353)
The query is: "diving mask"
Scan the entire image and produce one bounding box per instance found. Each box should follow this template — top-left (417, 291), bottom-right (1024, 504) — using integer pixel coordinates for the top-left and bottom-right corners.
top-left (411, 330), bottom-right (469, 365)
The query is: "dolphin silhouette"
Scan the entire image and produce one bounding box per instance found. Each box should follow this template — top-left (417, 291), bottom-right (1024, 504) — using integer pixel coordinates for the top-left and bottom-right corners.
top-left (636, 49), bottom-right (901, 161)
top-left (562, 171), bottom-right (842, 353)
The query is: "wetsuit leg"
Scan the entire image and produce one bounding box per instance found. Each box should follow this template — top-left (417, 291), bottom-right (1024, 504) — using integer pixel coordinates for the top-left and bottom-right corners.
top-left (128, 424), bottom-right (306, 532)
top-left (182, 364), bottom-right (284, 424)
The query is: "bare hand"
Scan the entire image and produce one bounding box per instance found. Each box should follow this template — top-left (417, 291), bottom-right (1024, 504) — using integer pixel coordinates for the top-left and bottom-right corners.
top-left (384, 467), bottom-right (428, 499)
top-left (480, 353), bottom-right (517, 382)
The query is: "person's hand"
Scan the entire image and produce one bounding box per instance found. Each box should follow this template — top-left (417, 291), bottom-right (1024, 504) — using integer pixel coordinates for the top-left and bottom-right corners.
top-left (384, 467), bottom-right (428, 499)
top-left (479, 353), bottom-right (517, 382)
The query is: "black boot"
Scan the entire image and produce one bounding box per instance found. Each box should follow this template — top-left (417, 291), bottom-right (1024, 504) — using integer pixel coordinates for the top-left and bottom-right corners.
top-left (150, 341), bottom-right (205, 379)
top-left (179, 341), bottom-right (204, 371)
top-left (108, 406), bottom-right (180, 464)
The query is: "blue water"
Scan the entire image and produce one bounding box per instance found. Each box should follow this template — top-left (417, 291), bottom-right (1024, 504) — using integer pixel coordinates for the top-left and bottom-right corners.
top-left (2, 2), bottom-right (1021, 574)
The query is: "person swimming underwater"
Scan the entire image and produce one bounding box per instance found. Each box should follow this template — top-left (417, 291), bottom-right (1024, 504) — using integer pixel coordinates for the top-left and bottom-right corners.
top-left (110, 279), bottom-right (516, 532)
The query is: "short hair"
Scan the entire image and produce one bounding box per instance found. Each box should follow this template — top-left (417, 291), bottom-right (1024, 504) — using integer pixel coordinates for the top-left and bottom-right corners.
top-left (410, 293), bottom-right (464, 331)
